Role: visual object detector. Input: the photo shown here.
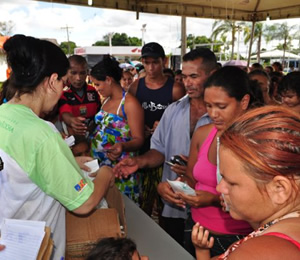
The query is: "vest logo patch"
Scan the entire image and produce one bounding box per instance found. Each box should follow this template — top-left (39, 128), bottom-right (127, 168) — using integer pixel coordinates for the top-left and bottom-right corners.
top-left (142, 101), bottom-right (169, 111)
top-left (87, 92), bottom-right (95, 102)
top-left (74, 179), bottom-right (87, 192)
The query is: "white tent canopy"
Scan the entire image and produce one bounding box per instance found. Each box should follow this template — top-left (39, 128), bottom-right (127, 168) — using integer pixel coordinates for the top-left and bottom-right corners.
top-left (251, 50), bottom-right (300, 59)
top-left (37, 0), bottom-right (300, 22)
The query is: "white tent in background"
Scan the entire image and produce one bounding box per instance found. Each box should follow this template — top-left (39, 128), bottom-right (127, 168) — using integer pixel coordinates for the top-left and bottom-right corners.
top-left (251, 50), bottom-right (300, 60)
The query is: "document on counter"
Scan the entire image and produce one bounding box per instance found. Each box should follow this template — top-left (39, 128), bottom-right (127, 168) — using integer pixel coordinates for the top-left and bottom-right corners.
top-left (167, 179), bottom-right (196, 196)
top-left (0, 219), bottom-right (46, 260)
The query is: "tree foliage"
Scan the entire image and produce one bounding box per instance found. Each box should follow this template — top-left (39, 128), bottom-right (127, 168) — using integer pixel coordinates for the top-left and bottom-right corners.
top-left (265, 22), bottom-right (297, 65)
top-left (60, 41), bottom-right (77, 55)
top-left (93, 33), bottom-right (142, 46)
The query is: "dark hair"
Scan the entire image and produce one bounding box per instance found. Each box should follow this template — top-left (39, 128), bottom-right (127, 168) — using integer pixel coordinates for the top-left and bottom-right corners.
top-left (251, 63), bottom-right (263, 71)
top-left (183, 48), bottom-right (217, 74)
top-left (163, 68), bottom-right (175, 78)
top-left (86, 237), bottom-right (137, 260)
top-left (278, 71), bottom-right (300, 97)
top-left (0, 79), bottom-right (15, 104)
top-left (175, 69), bottom-right (182, 75)
top-left (272, 61), bottom-right (283, 72)
top-left (220, 106), bottom-right (300, 186)
top-left (265, 65), bottom-right (274, 73)
top-left (249, 69), bottom-right (270, 82)
top-left (69, 55), bottom-right (88, 67)
top-left (248, 70), bottom-right (271, 105)
top-left (4, 34), bottom-right (69, 97)
top-left (204, 66), bottom-right (259, 106)
top-left (90, 55), bottom-right (122, 83)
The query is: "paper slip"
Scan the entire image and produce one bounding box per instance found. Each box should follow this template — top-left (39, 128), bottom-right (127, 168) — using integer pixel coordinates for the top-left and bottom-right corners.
top-left (0, 219), bottom-right (46, 260)
top-left (65, 135), bottom-right (75, 147)
top-left (167, 179), bottom-right (196, 196)
top-left (82, 159), bottom-right (99, 180)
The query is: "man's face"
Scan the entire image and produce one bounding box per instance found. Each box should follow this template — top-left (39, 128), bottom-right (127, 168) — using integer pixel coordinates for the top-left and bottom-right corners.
top-left (181, 58), bottom-right (212, 99)
top-left (68, 61), bottom-right (88, 89)
top-left (141, 57), bottom-right (164, 78)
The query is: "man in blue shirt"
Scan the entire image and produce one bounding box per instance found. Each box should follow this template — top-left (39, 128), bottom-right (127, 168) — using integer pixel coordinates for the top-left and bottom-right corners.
top-left (114, 48), bottom-right (217, 246)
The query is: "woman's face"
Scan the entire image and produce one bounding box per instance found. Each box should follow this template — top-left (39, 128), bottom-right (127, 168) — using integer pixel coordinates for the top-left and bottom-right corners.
top-left (204, 86), bottom-right (248, 130)
top-left (90, 76), bottom-right (111, 98)
top-left (217, 147), bottom-right (273, 225)
top-left (120, 72), bottom-right (133, 91)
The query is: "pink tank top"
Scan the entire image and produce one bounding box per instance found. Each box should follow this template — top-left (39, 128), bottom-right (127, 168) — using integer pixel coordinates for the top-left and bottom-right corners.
top-left (191, 126), bottom-right (252, 235)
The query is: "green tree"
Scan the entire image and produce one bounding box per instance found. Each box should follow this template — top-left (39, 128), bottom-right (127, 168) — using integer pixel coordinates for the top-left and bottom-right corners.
top-left (128, 36), bottom-right (142, 46)
top-left (0, 20), bottom-right (14, 36)
top-left (93, 33), bottom-right (141, 46)
top-left (60, 41), bottom-right (77, 56)
top-left (92, 40), bottom-right (109, 46)
top-left (265, 22), bottom-right (297, 66)
top-left (211, 20), bottom-right (244, 60)
top-left (112, 33), bottom-right (130, 46)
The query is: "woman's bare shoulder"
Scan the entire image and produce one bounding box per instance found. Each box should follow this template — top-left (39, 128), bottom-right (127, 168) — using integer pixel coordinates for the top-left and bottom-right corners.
top-left (227, 235), bottom-right (300, 260)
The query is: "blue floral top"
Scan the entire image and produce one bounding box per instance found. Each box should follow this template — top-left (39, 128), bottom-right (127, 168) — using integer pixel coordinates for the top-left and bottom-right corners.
top-left (91, 91), bottom-right (139, 203)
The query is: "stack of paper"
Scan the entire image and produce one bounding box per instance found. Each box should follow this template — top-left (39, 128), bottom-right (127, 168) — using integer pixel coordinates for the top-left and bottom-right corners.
top-left (0, 219), bottom-right (46, 260)
top-left (64, 135), bottom-right (75, 147)
top-left (167, 179), bottom-right (196, 196)
top-left (82, 159), bottom-right (100, 180)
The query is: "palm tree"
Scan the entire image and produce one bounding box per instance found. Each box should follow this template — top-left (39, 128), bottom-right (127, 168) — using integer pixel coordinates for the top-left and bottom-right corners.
top-left (265, 22), bottom-right (297, 67)
top-left (243, 22), bottom-right (263, 62)
top-left (211, 20), bottom-right (244, 60)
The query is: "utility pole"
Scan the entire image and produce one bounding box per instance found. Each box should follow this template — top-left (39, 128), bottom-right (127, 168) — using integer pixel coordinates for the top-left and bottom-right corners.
top-left (108, 32), bottom-right (114, 55)
top-left (141, 24), bottom-right (147, 46)
top-left (61, 25), bottom-right (73, 56)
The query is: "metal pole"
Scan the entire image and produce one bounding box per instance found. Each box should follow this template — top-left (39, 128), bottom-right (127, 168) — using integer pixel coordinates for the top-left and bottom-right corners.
top-left (141, 24), bottom-right (147, 46)
top-left (61, 25), bottom-right (73, 56)
top-left (237, 26), bottom-right (240, 60)
top-left (181, 15), bottom-right (186, 60)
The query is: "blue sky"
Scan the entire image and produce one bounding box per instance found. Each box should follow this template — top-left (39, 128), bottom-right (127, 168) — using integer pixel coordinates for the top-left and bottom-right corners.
top-left (1, 0), bottom-right (300, 57)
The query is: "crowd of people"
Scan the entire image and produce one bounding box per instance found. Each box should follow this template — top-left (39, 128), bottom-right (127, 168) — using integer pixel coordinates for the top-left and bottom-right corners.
top-left (0, 34), bottom-right (299, 260)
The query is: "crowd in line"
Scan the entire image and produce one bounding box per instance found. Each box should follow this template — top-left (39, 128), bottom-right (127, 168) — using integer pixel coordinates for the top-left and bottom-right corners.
top-left (0, 34), bottom-right (299, 260)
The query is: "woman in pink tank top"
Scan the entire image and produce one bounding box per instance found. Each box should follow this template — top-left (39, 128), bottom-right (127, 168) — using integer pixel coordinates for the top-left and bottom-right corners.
top-left (192, 106), bottom-right (300, 260)
top-left (175, 67), bottom-right (262, 257)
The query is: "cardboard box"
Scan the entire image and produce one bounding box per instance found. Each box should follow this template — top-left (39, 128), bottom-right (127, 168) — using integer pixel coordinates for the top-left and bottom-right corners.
top-left (37, 227), bottom-right (54, 260)
top-left (65, 185), bottom-right (126, 260)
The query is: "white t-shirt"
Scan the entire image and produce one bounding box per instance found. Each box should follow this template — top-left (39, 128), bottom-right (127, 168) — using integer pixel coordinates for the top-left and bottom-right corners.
top-left (0, 104), bottom-right (94, 259)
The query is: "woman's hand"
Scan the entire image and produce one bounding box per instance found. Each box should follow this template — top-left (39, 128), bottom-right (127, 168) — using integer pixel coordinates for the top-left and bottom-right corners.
top-left (178, 190), bottom-right (220, 208)
top-left (75, 156), bottom-right (94, 171)
top-left (0, 244), bottom-right (5, 251)
top-left (106, 143), bottom-right (123, 161)
top-left (157, 181), bottom-right (186, 208)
